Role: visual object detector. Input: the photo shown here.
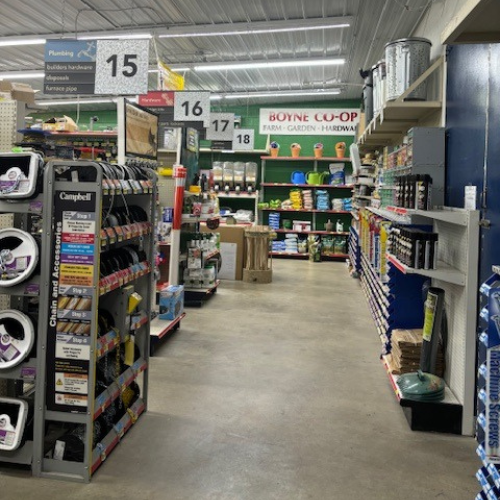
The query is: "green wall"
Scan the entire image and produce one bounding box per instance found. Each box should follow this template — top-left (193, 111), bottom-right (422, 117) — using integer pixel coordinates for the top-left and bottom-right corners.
top-left (32, 99), bottom-right (361, 165)
top-left (199, 99), bottom-right (360, 169)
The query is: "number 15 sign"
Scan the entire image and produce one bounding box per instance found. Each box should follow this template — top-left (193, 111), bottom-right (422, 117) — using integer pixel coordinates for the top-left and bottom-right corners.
top-left (95, 40), bottom-right (149, 95)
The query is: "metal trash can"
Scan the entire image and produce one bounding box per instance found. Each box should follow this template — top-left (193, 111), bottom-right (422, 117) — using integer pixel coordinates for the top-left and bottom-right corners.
top-left (360, 68), bottom-right (373, 123)
top-left (385, 37), bottom-right (431, 101)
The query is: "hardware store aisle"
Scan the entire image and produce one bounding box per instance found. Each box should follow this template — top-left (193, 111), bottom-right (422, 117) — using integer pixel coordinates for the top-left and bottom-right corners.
top-left (2, 261), bottom-right (477, 499)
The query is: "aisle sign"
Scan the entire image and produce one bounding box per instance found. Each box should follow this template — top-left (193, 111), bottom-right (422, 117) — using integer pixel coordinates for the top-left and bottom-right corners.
top-left (95, 39), bottom-right (149, 94)
top-left (259, 108), bottom-right (360, 136)
top-left (138, 90), bottom-right (175, 111)
top-left (233, 128), bottom-right (255, 151)
top-left (173, 91), bottom-right (210, 125)
top-left (45, 39), bottom-right (149, 95)
top-left (44, 40), bottom-right (97, 94)
top-left (206, 113), bottom-right (234, 141)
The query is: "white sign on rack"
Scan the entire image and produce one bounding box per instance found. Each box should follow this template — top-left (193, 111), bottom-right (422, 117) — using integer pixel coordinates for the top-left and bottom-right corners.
top-left (233, 128), bottom-right (255, 151)
top-left (94, 40), bottom-right (149, 95)
top-left (218, 242), bottom-right (237, 280)
top-left (173, 91), bottom-right (211, 124)
top-left (206, 113), bottom-right (234, 141)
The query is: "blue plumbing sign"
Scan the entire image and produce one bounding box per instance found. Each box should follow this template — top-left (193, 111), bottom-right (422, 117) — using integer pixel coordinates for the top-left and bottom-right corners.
top-left (44, 39), bottom-right (149, 96)
top-left (44, 40), bottom-right (97, 94)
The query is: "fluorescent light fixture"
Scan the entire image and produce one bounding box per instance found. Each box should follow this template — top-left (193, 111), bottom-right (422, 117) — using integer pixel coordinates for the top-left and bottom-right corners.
top-left (37, 98), bottom-right (116, 106)
top-left (148, 68), bottom-right (191, 73)
top-left (37, 96), bottom-right (139, 106)
top-left (159, 21), bottom-right (350, 38)
top-left (0, 39), bottom-right (46, 47)
top-left (78, 33), bottom-right (152, 40)
top-left (224, 90), bottom-right (341, 100)
top-left (195, 58), bottom-right (344, 72)
top-left (209, 95), bottom-right (222, 100)
top-left (0, 72), bottom-right (45, 79)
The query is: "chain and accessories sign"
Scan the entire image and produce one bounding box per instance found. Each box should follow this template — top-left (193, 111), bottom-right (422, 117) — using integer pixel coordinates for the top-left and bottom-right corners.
top-left (259, 108), bottom-right (360, 136)
top-left (46, 190), bottom-right (97, 413)
top-left (44, 39), bottom-right (149, 95)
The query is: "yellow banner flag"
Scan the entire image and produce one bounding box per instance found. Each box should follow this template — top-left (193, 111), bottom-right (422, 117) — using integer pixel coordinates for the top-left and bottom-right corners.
top-left (158, 61), bottom-right (185, 91)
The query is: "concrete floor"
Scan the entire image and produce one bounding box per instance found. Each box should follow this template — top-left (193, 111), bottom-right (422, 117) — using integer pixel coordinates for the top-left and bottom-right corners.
top-left (1, 260), bottom-right (478, 499)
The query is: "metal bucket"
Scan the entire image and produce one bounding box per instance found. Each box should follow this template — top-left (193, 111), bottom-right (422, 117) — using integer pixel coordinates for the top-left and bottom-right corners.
top-left (385, 37), bottom-right (431, 101)
top-left (360, 68), bottom-right (373, 123)
top-left (376, 60), bottom-right (386, 111)
top-left (385, 42), bottom-right (399, 101)
top-left (372, 64), bottom-right (380, 116)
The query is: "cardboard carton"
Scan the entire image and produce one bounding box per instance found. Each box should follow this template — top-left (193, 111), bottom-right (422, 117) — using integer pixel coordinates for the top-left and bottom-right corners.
top-left (201, 223), bottom-right (246, 280)
top-left (0, 81), bottom-right (36, 104)
top-left (42, 115), bottom-right (78, 132)
top-left (159, 285), bottom-right (184, 320)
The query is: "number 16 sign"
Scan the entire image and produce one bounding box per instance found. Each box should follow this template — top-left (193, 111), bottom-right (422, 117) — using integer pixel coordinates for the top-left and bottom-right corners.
top-left (173, 91), bottom-right (211, 125)
top-left (95, 40), bottom-right (149, 95)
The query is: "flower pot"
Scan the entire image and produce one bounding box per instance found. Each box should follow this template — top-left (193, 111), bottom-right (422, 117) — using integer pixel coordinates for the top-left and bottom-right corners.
top-left (314, 148), bottom-right (323, 158)
top-left (270, 148), bottom-right (279, 158)
top-left (291, 146), bottom-right (301, 158)
top-left (335, 142), bottom-right (346, 158)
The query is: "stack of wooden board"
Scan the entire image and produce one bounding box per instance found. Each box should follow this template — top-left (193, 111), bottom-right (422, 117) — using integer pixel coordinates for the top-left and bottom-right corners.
top-left (387, 328), bottom-right (445, 377)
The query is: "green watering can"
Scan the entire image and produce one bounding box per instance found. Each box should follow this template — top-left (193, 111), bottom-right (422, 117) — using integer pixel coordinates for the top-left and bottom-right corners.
top-left (306, 171), bottom-right (329, 185)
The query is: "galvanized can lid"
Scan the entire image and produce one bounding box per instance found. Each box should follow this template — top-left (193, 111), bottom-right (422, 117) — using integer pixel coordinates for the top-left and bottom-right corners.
top-left (384, 37), bottom-right (432, 49)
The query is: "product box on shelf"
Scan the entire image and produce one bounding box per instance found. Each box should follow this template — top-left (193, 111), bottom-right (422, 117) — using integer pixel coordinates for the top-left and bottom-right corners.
top-left (0, 81), bottom-right (36, 104)
top-left (293, 220), bottom-right (311, 232)
top-left (159, 285), bottom-right (185, 320)
top-left (201, 224), bottom-right (245, 280)
top-left (42, 115), bottom-right (78, 132)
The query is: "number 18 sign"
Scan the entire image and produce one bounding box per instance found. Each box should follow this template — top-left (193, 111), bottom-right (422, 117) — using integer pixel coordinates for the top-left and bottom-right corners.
top-left (233, 129), bottom-right (255, 151)
top-left (95, 39), bottom-right (149, 95)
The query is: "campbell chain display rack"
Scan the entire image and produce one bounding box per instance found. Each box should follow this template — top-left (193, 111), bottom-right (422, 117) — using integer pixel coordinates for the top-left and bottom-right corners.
top-left (29, 160), bottom-right (156, 482)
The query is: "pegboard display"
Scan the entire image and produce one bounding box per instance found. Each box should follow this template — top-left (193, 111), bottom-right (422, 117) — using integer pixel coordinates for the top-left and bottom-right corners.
top-left (434, 221), bottom-right (470, 402)
top-left (0, 101), bottom-right (23, 151)
top-left (422, 210), bottom-right (479, 435)
top-left (360, 206), bottom-right (479, 435)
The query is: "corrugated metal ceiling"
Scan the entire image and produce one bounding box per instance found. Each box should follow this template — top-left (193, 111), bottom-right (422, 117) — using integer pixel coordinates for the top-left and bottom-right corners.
top-left (0, 0), bottom-right (431, 105)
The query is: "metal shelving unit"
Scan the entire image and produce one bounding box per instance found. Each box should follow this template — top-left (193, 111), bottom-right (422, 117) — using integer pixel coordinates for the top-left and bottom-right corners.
top-left (259, 154), bottom-right (352, 260)
top-left (260, 183), bottom-right (353, 189)
top-left (358, 206), bottom-right (480, 435)
top-left (149, 313), bottom-right (186, 356)
top-left (386, 253), bottom-right (466, 286)
top-left (0, 199), bottom-right (43, 468)
top-left (357, 58), bottom-right (444, 148)
top-left (261, 208), bottom-right (350, 214)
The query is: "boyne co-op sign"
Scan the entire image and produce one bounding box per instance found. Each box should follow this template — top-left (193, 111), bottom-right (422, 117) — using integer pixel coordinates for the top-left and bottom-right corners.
top-left (259, 108), bottom-right (359, 136)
